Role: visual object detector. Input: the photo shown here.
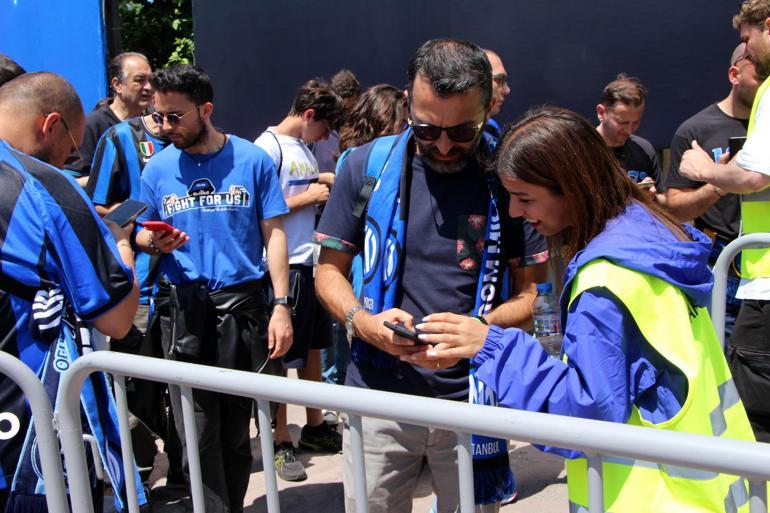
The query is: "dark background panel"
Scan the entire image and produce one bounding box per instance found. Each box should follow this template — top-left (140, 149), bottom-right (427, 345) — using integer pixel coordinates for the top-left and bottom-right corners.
top-left (195, 0), bottom-right (741, 148)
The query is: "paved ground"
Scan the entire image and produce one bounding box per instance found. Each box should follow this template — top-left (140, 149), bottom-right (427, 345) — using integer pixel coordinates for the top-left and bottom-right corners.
top-left (127, 405), bottom-right (568, 512)
top-left (104, 369), bottom-right (567, 512)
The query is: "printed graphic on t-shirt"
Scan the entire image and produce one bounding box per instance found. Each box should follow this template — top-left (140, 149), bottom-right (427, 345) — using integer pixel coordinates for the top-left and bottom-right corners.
top-left (457, 214), bottom-right (486, 271)
top-left (161, 178), bottom-right (251, 217)
top-left (627, 170), bottom-right (649, 183)
top-left (286, 160), bottom-right (318, 187)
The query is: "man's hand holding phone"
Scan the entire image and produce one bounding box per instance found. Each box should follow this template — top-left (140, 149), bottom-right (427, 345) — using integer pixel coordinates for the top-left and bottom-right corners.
top-left (138, 220), bottom-right (189, 255)
top-left (353, 308), bottom-right (426, 357)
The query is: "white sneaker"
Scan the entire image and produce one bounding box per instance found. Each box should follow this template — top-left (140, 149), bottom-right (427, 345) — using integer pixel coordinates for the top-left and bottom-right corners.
top-left (322, 409), bottom-right (339, 425)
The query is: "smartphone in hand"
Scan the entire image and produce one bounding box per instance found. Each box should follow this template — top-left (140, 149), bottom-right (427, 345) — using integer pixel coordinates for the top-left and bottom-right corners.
top-left (140, 220), bottom-right (175, 232)
top-left (104, 199), bottom-right (148, 227)
top-left (383, 321), bottom-right (428, 344)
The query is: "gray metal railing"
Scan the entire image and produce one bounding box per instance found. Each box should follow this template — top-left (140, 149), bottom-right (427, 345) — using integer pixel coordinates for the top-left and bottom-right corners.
top-left (711, 233), bottom-right (770, 349)
top-left (0, 352), bottom-right (67, 512)
top-left (58, 351), bottom-right (770, 513)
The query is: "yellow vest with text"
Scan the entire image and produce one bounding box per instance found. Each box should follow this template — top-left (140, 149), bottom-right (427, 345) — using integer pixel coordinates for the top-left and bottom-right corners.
top-left (565, 259), bottom-right (755, 513)
top-left (741, 76), bottom-right (770, 278)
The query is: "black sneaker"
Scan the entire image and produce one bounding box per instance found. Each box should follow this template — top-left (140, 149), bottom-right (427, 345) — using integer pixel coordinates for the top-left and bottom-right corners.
top-left (274, 442), bottom-right (307, 482)
top-left (298, 422), bottom-right (343, 453)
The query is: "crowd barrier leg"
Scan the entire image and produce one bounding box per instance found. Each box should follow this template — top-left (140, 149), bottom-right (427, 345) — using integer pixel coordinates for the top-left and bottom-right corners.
top-left (0, 352), bottom-right (68, 512)
top-left (348, 414), bottom-right (368, 513)
top-left (711, 233), bottom-right (770, 350)
top-left (58, 360), bottom-right (96, 513)
top-left (256, 399), bottom-right (280, 513)
top-left (455, 432), bottom-right (474, 513)
top-left (113, 374), bottom-right (141, 513)
top-left (586, 454), bottom-right (604, 513)
top-left (750, 480), bottom-right (767, 513)
top-left (81, 434), bottom-right (105, 481)
top-left (179, 385), bottom-right (205, 513)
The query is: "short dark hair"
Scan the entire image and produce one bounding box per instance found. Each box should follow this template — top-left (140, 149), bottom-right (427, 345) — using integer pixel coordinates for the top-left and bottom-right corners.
top-left (599, 73), bottom-right (647, 108)
top-left (406, 39), bottom-right (492, 108)
top-left (0, 53), bottom-right (25, 88)
top-left (107, 52), bottom-right (149, 86)
top-left (289, 79), bottom-right (344, 129)
top-left (151, 64), bottom-right (214, 105)
top-left (330, 69), bottom-right (361, 99)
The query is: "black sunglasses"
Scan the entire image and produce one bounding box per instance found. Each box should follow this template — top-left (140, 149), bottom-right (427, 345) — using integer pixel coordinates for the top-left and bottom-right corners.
top-left (151, 105), bottom-right (201, 127)
top-left (408, 119), bottom-right (484, 143)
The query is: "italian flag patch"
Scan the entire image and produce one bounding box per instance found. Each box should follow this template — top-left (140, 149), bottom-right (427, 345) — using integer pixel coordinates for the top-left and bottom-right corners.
top-left (139, 141), bottom-right (155, 157)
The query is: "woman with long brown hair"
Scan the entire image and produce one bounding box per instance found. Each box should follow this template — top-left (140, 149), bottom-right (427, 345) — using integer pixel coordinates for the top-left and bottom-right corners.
top-left (404, 106), bottom-right (755, 513)
top-left (338, 84), bottom-right (407, 153)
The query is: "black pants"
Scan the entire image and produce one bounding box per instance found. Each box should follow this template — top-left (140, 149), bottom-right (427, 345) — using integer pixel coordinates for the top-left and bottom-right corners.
top-left (728, 298), bottom-right (770, 442)
top-left (158, 280), bottom-right (278, 513)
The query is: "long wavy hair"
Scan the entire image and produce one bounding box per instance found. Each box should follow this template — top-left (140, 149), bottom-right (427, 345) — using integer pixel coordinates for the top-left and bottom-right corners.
top-left (495, 106), bottom-right (688, 271)
top-left (338, 84), bottom-right (407, 152)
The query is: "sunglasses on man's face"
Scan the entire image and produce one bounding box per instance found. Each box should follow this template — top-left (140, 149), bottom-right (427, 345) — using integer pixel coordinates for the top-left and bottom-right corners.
top-left (151, 105), bottom-right (201, 127)
top-left (408, 119), bottom-right (484, 143)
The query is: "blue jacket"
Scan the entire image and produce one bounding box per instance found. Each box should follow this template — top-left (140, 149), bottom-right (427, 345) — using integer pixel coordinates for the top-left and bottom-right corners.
top-left (472, 201), bottom-right (714, 458)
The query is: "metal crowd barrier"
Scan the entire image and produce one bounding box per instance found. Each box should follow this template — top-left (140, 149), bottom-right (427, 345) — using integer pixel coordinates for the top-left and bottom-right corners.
top-left (711, 233), bottom-right (770, 350)
top-left (57, 351), bottom-right (770, 513)
top-left (0, 351), bottom-right (67, 512)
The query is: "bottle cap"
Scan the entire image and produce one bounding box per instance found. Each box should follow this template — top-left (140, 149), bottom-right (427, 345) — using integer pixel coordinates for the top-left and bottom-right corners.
top-left (536, 282), bottom-right (553, 294)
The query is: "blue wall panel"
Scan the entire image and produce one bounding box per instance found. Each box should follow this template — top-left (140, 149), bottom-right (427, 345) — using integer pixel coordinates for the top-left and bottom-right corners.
top-left (0, 0), bottom-right (107, 112)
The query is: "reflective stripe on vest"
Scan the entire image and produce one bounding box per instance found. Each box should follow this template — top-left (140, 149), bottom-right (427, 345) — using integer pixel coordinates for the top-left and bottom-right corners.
top-left (741, 76), bottom-right (770, 278)
top-left (565, 259), bottom-right (755, 513)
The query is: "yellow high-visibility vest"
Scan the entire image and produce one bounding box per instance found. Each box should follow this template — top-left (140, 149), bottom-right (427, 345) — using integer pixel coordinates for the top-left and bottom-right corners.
top-left (741, 76), bottom-right (770, 278)
top-left (565, 259), bottom-right (756, 513)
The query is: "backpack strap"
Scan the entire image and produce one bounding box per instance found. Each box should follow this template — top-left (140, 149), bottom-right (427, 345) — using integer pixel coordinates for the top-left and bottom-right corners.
top-left (265, 130), bottom-right (283, 174)
top-left (351, 134), bottom-right (402, 220)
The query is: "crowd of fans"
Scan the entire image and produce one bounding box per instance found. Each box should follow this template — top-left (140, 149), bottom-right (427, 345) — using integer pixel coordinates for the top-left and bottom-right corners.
top-left (1, 1), bottom-right (770, 512)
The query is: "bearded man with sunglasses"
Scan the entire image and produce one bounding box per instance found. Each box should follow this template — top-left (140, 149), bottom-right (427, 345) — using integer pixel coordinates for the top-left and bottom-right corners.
top-left (134, 65), bottom-right (292, 513)
top-left (315, 39), bottom-right (548, 513)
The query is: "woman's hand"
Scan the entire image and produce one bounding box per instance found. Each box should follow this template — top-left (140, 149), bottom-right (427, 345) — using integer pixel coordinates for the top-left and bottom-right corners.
top-left (400, 312), bottom-right (490, 368)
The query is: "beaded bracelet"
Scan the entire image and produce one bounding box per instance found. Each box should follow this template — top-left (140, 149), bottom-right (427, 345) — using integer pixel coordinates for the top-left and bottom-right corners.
top-left (148, 235), bottom-right (161, 255)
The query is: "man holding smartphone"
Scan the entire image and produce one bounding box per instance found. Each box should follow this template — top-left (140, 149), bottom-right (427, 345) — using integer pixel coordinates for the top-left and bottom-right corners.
top-left (315, 40), bottom-right (548, 512)
top-left (134, 65), bottom-right (292, 513)
top-left (0, 72), bottom-right (140, 511)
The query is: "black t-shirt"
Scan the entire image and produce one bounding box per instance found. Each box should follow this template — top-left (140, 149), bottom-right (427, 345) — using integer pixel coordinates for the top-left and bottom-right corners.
top-left (612, 134), bottom-right (661, 184)
top-left (664, 103), bottom-right (746, 241)
top-left (316, 137), bottom-right (547, 400)
top-left (64, 102), bottom-right (122, 177)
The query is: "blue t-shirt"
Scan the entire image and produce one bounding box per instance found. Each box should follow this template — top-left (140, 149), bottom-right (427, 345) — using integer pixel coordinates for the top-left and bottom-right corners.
top-left (87, 117), bottom-right (169, 303)
top-left (0, 139), bottom-right (134, 486)
top-left (138, 135), bottom-right (288, 291)
top-left (316, 139), bottom-right (548, 400)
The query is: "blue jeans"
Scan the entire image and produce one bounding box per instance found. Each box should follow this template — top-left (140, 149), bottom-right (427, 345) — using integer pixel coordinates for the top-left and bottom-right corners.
top-left (320, 320), bottom-right (350, 385)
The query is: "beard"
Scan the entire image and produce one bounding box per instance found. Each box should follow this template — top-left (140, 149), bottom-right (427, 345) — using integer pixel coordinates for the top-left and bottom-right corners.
top-left (171, 117), bottom-right (208, 150)
top-left (415, 131), bottom-right (483, 174)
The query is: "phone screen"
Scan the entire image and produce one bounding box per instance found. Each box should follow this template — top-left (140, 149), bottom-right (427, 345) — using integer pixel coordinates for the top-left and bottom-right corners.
top-left (104, 199), bottom-right (148, 227)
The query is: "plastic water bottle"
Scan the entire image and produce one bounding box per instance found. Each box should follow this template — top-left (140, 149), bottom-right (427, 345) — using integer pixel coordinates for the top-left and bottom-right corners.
top-left (532, 282), bottom-right (563, 357)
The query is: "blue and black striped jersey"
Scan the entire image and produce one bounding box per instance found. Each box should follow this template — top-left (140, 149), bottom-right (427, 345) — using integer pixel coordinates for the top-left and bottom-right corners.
top-left (0, 139), bottom-right (134, 486)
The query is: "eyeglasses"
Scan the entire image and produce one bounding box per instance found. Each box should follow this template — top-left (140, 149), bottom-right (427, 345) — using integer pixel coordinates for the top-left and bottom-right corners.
top-left (44, 113), bottom-right (83, 165)
top-left (151, 106), bottom-right (201, 126)
top-left (408, 118), bottom-right (485, 143)
top-left (492, 73), bottom-right (508, 87)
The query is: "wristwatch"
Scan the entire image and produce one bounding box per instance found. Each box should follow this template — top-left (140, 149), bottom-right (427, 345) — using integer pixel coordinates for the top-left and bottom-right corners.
top-left (272, 296), bottom-right (294, 313)
top-left (345, 305), bottom-right (365, 344)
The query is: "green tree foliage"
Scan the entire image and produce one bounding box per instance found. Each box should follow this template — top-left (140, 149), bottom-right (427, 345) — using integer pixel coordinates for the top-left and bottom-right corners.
top-left (119, 0), bottom-right (194, 69)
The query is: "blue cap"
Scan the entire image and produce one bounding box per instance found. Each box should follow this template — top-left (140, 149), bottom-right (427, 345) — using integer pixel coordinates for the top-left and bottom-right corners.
top-left (536, 282), bottom-right (553, 294)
